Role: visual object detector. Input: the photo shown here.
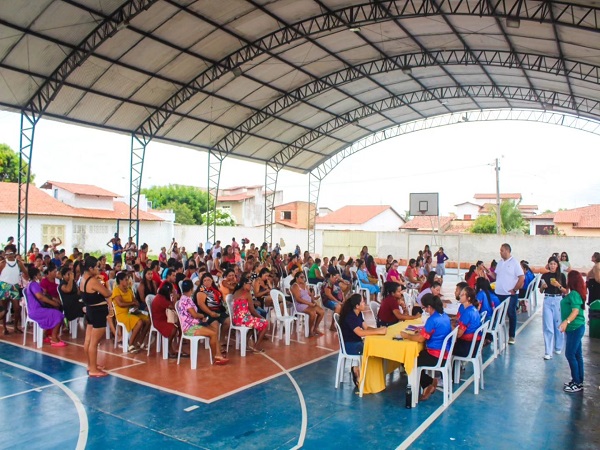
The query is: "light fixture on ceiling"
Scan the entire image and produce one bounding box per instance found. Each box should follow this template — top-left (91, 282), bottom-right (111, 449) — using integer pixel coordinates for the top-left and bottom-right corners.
top-left (506, 17), bottom-right (521, 28)
top-left (348, 26), bottom-right (361, 33)
top-left (401, 67), bottom-right (412, 75)
top-left (232, 67), bottom-right (243, 77)
top-left (116, 20), bottom-right (129, 31)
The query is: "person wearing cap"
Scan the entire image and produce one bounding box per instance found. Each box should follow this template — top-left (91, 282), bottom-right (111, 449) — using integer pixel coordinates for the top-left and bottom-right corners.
top-left (401, 294), bottom-right (452, 401)
top-left (377, 281), bottom-right (421, 327)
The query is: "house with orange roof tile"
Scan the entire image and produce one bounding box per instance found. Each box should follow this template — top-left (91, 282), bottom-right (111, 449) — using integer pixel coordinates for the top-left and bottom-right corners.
top-left (552, 205), bottom-right (600, 236)
top-left (315, 205), bottom-right (405, 231)
top-left (0, 182), bottom-right (172, 253)
top-left (274, 201), bottom-right (314, 229)
top-left (400, 215), bottom-right (454, 233)
top-left (216, 185), bottom-right (283, 227)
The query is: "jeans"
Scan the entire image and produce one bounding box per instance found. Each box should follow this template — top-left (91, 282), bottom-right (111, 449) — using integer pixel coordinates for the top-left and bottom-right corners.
top-left (564, 325), bottom-right (585, 384)
top-left (436, 263), bottom-right (445, 277)
top-left (542, 295), bottom-right (564, 355)
top-left (497, 294), bottom-right (518, 338)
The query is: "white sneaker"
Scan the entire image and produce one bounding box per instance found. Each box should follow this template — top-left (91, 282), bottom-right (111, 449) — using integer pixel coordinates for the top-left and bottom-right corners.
top-left (554, 350), bottom-right (561, 355)
top-left (543, 354), bottom-right (552, 360)
top-left (508, 337), bottom-right (515, 345)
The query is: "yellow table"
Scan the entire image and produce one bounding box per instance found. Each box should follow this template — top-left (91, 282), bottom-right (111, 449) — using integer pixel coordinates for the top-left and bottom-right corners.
top-left (358, 320), bottom-right (424, 407)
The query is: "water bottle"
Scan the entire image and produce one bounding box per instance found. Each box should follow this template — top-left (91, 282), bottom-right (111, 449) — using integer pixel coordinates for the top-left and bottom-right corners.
top-left (405, 384), bottom-right (412, 409)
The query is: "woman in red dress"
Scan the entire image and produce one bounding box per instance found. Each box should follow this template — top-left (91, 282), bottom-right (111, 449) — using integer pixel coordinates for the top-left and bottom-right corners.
top-left (150, 282), bottom-right (184, 358)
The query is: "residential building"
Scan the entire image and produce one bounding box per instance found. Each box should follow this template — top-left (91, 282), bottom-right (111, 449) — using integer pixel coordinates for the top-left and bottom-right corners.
top-left (0, 182), bottom-right (171, 253)
top-left (274, 201), bottom-right (314, 229)
top-left (400, 215), bottom-right (454, 233)
top-left (454, 202), bottom-right (482, 220)
top-left (553, 205), bottom-right (600, 237)
top-left (529, 213), bottom-right (556, 235)
top-left (216, 185), bottom-right (283, 227)
top-left (316, 205), bottom-right (405, 231)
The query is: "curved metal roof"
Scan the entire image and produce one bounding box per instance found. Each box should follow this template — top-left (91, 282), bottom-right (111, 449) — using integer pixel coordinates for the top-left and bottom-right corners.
top-left (1, 0), bottom-right (599, 173)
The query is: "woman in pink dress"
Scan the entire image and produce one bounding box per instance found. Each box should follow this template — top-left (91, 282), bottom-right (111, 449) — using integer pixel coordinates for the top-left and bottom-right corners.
top-left (232, 274), bottom-right (268, 353)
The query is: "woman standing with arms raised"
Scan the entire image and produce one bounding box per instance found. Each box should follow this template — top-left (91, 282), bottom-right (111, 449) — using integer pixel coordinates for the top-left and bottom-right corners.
top-left (81, 256), bottom-right (112, 377)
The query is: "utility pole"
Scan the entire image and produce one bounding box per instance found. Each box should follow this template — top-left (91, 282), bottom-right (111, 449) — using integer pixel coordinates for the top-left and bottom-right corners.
top-left (495, 158), bottom-right (501, 235)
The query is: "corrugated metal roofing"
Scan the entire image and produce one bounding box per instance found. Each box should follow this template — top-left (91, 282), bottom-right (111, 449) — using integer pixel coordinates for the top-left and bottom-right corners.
top-left (1, 1), bottom-right (599, 173)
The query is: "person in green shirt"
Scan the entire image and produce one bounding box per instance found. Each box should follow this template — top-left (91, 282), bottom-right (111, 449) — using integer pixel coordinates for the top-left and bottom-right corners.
top-left (559, 270), bottom-right (586, 393)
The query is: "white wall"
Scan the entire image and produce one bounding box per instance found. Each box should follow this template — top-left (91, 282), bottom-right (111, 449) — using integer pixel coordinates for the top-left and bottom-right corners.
top-left (363, 209), bottom-right (404, 231)
top-left (455, 203), bottom-right (481, 220)
top-left (50, 188), bottom-right (113, 210)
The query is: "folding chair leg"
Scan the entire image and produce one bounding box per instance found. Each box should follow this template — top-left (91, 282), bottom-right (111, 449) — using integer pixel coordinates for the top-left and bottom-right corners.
top-left (190, 340), bottom-right (198, 370)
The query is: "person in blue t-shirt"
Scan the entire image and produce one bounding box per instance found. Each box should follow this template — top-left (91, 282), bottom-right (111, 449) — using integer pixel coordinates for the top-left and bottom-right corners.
top-left (475, 277), bottom-right (499, 322)
top-left (454, 287), bottom-right (483, 357)
top-left (338, 293), bottom-right (387, 387)
top-left (401, 294), bottom-right (452, 401)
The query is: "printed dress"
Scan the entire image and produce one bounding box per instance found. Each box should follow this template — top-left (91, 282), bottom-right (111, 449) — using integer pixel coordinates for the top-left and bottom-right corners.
top-left (232, 296), bottom-right (268, 331)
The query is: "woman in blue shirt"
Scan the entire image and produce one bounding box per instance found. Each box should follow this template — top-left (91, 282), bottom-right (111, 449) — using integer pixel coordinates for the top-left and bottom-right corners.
top-left (475, 277), bottom-right (499, 322)
top-left (453, 287), bottom-right (482, 357)
top-left (401, 294), bottom-right (451, 401)
top-left (357, 259), bottom-right (380, 297)
top-left (338, 294), bottom-right (387, 387)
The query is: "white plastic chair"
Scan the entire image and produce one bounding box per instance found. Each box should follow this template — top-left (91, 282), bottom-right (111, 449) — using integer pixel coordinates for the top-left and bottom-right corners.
top-left (145, 295), bottom-right (168, 359)
top-left (332, 313), bottom-right (362, 388)
top-left (369, 301), bottom-right (380, 326)
top-left (112, 300), bottom-right (130, 353)
top-left (22, 291), bottom-right (44, 348)
top-left (521, 274), bottom-right (539, 317)
top-left (174, 300), bottom-right (212, 369)
top-left (530, 273), bottom-right (542, 312)
top-left (225, 294), bottom-right (255, 357)
top-left (289, 288), bottom-right (310, 338)
top-left (108, 279), bottom-right (116, 291)
top-left (416, 327), bottom-right (459, 406)
top-left (488, 301), bottom-right (507, 359)
top-left (270, 289), bottom-right (296, 345)
top-left (452, 321), bottom-right (489, 394)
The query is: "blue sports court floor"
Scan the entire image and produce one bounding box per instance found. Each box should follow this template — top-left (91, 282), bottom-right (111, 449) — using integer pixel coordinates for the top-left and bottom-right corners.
top-left (0, 302), bottom-right (598, 449)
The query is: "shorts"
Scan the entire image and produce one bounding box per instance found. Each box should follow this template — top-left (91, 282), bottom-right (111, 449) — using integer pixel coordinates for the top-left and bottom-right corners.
top-left (345, 341), bottom-right (364, 355)
top-left (184, 324), bottom-right (205, 336)
top-left (0, 282), bottom-right (20, 301)
top-left (323, 299), bottom-right (338, 311)
top-left (86, 304), bottom-right (109, 329)
top-left (205, 312), bottom-right (229, 326)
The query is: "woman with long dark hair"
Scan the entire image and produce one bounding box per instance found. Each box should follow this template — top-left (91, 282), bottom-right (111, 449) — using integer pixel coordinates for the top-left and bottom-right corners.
top-left (559, 271), bottom-right (586, 392)
top-left (81, 256), bottom-right (112, 377)
top-left (377, 282), bottom-right (420, 326)
top-left (401, 294), bottom-right (451, 401)
top-left (540, 256), bottom-right (567, 360)
top-left (232, 273), bottom-right (269, 353)
top-left (339, 293), bottom-right (387, 386)
top-left (475, 277), bottom-right (499, 321)
top-left (453, 287), bottom-right (481, 357)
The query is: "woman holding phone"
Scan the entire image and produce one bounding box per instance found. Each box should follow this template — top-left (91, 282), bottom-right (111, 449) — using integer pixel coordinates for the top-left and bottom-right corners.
top-left (539, 256), bottom-right (567, 360)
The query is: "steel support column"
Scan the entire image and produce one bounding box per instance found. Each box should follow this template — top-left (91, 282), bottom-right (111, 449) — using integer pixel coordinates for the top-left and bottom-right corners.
top-left (307, 172), bottom-right (321, 255)
top-left (17, 111), bottom-right (37, 255)
top-left (129, 135), bottom-right (147, 245)
top-left (264, 163), bottom-right (279, 246)
top-left (207, 150), bottom-right (225, 245)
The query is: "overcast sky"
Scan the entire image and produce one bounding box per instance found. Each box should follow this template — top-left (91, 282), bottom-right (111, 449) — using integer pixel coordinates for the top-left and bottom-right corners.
top-left (1, 109), bottom-right (599, 216)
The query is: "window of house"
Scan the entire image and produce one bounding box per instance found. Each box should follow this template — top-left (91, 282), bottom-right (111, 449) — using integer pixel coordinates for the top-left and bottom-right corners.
top-left (53, 188), bottom-right (58, 199)
top-left (281, 211), bottom-right (292, 220)
top-left (42, 225), bottom-right (65, 246)
top-left (536, 225), bottom-right (554, 235)
top-left (464, 214), bottom-right (471, 220)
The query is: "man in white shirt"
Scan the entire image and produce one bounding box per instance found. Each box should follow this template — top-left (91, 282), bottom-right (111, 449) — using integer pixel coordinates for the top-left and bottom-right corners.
top-left (495, 243), bottom-right (524, 344)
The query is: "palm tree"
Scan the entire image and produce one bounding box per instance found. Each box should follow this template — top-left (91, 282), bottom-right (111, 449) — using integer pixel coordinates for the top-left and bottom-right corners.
top-left (491, 200), bottom-right (526, 233)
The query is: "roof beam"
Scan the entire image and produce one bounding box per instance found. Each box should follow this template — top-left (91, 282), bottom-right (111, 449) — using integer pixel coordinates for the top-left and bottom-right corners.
top-left (273, 83), bottom-right (600, 172)
top-left (131, 0), bottom-right (600, 142)
top-left (23, 0), bottom-right (158, 118)
top-left (310, 108), bottom-right (600, 179)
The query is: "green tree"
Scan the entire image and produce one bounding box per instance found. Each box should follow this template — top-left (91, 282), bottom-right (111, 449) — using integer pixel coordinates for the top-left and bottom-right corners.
top-left (201, 209), bottom-right (236, 226)
top-left (0, 143), bottom-right (35, 183)
top-left (164, 201), bottom-right (195, 225)
top-left (142, 184), bottom-right (213, 225)
top-left (470, 200), bottom-right (527, 234)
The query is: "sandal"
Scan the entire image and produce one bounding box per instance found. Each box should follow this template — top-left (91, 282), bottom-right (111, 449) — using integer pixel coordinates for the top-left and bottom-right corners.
top-left (251, 347), bottom-right (265, 354)
top-left (214, 357), bottom-right (229, 366)
top-left (127, 345), bottom-right (140, 354)
top-left (88, 371), bottom-right (109, 378)
top-left (350, 368), bottom-right (359, 388)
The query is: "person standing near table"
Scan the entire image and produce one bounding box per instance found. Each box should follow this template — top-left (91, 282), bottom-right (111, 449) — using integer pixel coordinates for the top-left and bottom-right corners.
top-left (495, 243), bottom-right (524, 345)
top-left (401, 294), bottom-right (452, 401)
top-left (540, 256), bottom-right (567, 360)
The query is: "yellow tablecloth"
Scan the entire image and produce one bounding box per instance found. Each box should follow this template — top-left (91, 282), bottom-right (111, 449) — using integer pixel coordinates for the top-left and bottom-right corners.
top-left (359, 320), bottom-right (424, 395)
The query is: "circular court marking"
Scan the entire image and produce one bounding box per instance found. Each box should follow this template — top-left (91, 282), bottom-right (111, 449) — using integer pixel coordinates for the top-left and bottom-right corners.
top-left (0, 357), bottom-right (88, 449)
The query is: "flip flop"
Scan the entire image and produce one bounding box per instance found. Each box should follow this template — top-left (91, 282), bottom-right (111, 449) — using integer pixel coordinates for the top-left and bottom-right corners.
top-left (51, 341), bottom-right (68, 347)
top-left (251, 348), bottom-right (265, 354)
top-left (88, 371), bottom-right (109, 378)
top-left (214, 358), bottom-right (229, 366)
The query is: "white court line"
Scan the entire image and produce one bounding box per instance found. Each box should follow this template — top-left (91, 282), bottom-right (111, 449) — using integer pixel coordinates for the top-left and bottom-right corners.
top-left (183, 405), bottom-right (199, 412)
top-left (0, 358), bottom-right (89, 449)
top-left (0, 375), bottom-right (88, 400)
top-left (396, 309), bottom-right (540, 450)
top-left (261, 353), bottom-right (308, 450)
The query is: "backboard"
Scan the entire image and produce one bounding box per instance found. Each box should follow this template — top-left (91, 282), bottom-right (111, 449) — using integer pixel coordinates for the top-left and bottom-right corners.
top-left (409, 193), bottom-right (439, 216)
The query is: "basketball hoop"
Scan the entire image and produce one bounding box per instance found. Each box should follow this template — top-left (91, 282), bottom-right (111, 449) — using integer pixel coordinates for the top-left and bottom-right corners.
top-left (409, 193), bottom-right (439, 217)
